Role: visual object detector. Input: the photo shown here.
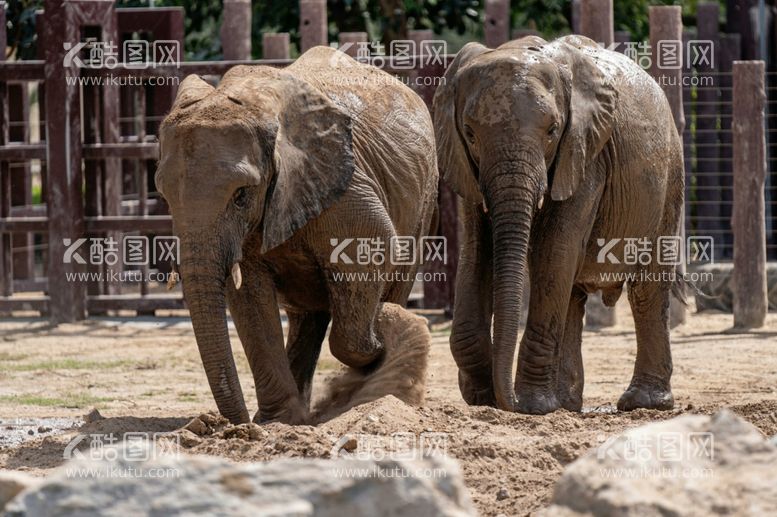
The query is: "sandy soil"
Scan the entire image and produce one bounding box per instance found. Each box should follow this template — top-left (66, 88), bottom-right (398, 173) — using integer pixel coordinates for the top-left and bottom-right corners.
top-left (1, 301), bottom-right (776, 516)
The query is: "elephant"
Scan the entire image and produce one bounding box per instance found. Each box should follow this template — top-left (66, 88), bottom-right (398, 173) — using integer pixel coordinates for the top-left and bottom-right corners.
top-left (434, 35), bottom-right (684, 415)
top-left (156, 46), bottom-right (439, 425)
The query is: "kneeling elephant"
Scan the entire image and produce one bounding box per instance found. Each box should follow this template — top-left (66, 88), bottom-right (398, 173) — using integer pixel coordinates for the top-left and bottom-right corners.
top-left (157, 47), bottom-right (438, 424)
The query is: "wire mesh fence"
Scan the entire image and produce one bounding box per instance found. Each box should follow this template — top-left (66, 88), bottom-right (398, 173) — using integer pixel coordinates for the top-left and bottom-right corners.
top-left (682, 70), bottom-right (777, 262)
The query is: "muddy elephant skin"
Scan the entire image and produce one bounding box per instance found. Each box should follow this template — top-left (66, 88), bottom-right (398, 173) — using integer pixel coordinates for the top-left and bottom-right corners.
top-left (434, 35), bottom-right (683, 414)
top-left (156, 47), bottom-right (438, 424)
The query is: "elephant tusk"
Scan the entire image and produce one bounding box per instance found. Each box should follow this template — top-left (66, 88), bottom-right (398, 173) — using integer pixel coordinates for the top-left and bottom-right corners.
top-left (482, 200), bottom-right (489, 213)
top-left (537, 196), bottom-right (544, 210)
top-left (232, 262), bottom-right (242, 290)
top-left (166, 271), bottom-right (179, 290)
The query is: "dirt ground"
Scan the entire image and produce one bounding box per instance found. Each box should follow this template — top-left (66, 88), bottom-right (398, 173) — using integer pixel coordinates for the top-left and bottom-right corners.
top-left (1, 301), bottom-right (777, 516)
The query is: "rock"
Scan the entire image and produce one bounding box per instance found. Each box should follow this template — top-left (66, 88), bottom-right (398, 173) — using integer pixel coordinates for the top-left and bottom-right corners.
top-left (541, 409), bottom-right (777, 516)
top-left (176, 429), bottom-right (202, 448)
top-left (198, 411), bottom-right (225, 428)
top-left (0, 472), bottom-right (36, 511)
top-left (342, 436), bottom-right (358, 452)
top-left (36, 426), bottom-right (51, 434)
top-left (184, 417), bottom-right (208, 436)
top-left (496, 487), bottom-right (509, 501)
top-left (83, 408), bottom-right (104, 424)
top-left (6, 444), bottom-right (475, 516)
top-left (247, 425), bottom-right (264, 442)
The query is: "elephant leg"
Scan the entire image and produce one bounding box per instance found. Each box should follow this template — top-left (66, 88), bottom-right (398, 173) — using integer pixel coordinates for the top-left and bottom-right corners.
top-left (285, 310), bottom-right (330, 408)
top-left (618, 278), bottom-right (674, 411)
top-left (226, 262), bottom-right (307, 424)
top-left (515, 226), bottom-right (580, 415)
top-left (450, 206), bottom-right (496, 406)
top-left (556, 286), bottom-right (586, 411)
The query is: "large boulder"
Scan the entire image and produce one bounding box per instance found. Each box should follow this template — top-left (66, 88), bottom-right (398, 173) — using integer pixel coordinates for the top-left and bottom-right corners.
top-left (0, 472), bottom-right (37, 512)
top-left (5, 443), bottom-right (474, 516)
top-left (542, 409), bottom-right (777, 516)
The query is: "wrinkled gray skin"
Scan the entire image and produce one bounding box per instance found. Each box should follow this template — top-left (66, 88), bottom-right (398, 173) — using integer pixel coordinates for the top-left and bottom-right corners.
top-left (434, 35), bottom-right (683, 414)
top-left (156, 47), bottom-right (438, 424)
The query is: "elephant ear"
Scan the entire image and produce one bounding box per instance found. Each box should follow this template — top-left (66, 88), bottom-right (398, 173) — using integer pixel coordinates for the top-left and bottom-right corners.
top-left (433, 42), bottom-right (489, 205)
top-left (261, 73), bottom-right (355, 252)
top-left (551, 42), bottom-right (618, 201)
top-left (171, 74), bottom-right (215, 111)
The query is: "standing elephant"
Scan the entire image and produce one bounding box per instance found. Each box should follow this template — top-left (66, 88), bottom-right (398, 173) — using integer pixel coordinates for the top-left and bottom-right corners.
top-left (156, 47), bottom-right (438, 425)
top-left (434, 35), bottom-right (683, 414)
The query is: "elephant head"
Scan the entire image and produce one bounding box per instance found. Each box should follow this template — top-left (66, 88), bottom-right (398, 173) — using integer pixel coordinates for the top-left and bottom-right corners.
top-left (156, 67), bottom-right (354, 423)
top-left (434, 37), bottom-right (617, 411)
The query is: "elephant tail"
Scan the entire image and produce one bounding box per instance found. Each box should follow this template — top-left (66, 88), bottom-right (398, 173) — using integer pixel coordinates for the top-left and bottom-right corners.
top-left (672, 267), bottom-right (722, 304)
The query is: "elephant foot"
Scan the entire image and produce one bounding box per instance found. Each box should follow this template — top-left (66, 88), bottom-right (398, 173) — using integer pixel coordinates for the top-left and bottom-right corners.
top-left (557, 388), bottom-right (583, 412)
top-left (458, 371), bottom-right (497, 407)
top-left (516, 385), bottom-right (560, 415)
top-left (617, 379), bottom-right (674, 411)
top-left (254, 398), bottom-right (309, 425)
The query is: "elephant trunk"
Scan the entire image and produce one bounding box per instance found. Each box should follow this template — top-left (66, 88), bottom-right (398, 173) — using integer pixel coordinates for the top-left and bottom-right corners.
top-left (180, 237), bottom-right (249, 424)
top-left (484, 160), bottom-right (540, 412)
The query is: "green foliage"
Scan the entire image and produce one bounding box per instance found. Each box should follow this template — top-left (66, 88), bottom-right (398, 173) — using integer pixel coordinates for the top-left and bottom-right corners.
top-left (4, 1), bottom-right (726, 61)
top-left (5, 0), bottom-right (42, 60)
top-left (511, 0), bottom-right (570, 37)
top-left (116, 0), bottom-right (224, 60)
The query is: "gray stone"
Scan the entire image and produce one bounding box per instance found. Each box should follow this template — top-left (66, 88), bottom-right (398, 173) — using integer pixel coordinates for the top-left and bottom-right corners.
top-left (0, 471), bottom-right (36, 512)
top-left (6, 445), bottom-right (474, 516)
top-left (541, 409), bottom-right (777, 516)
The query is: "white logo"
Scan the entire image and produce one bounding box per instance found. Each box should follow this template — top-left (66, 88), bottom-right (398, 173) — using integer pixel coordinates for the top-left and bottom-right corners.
top-left (330, 236), bottom-right (447, 266)
top-left (330, 238), bottom-right (354, 264)
top-left (688, 40), bottom-right (714, 68)
top-left (62, 236), bottom-right (179, 266)
top-left (687, 236), bottom-right (713, 264)
top-left (657, 40), bottom-right (682, 69)
top-left (63, 40), bottom-right (180, 69)
top-left (597, 238), bottom-right (621, 264)
top-left (331, 39), bottom-right (447, 69)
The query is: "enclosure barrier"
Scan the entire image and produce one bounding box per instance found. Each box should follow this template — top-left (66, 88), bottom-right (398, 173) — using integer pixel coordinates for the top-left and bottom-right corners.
top-left (733, 61), bottom-right (768, 328)
top-left (0, 0), bottom-right (771, 326)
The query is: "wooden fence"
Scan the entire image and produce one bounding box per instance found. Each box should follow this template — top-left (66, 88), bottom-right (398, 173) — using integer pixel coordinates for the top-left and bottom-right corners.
top-left (0, 0), bottom-right (770, 329)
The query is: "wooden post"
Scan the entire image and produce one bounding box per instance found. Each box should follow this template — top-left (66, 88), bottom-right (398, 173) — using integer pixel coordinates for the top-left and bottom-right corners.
top-left (571, 0), bottom-right (582, 33)
top-left (681, 30), bottom-right (692, 235)
top-left (0, 7), bottom-right (11, 299)
top-left (262, 33), bottom-right (290, 59)
top-left (44, 0), bottom-right (87, 322)
top-left (338, 32), bottom-right (368, 57)
top-left (101, 5), bottom-right (121, 303)
top-left (580, 0), bottom-right (615, 327)
top-left (484, 0), bottom-right (509, 48)
top-left (649, 6), bottom-right (686, 327)
top-left (613, 30), bottom-right (631, 53)
top-left (719, 34), bottom-right (741, 259)
top-left (694, 3), bottom-right (721, 259)
top-left (580, 0), bottom-right (613, 46)
top-left (222, 0), bottom-right (252, 60)
top-left (408, 29), bottom-right (433, 48)
top-left (732, 61), bottom-right (767, 329)
top-left (300, 0), bottom-right (327, 52)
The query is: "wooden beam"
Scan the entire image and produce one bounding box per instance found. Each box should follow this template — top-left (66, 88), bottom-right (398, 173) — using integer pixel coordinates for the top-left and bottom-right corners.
top-left (732, 60), bottom-right (767, 329)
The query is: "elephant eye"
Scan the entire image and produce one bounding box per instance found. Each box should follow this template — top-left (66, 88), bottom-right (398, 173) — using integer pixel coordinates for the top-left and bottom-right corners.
top-left (233, 187), bottom-right (249, 209)
top-left (548, 122), bottom-right (559, 137)
top-left (463, 124), bottom-right (476, 144)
